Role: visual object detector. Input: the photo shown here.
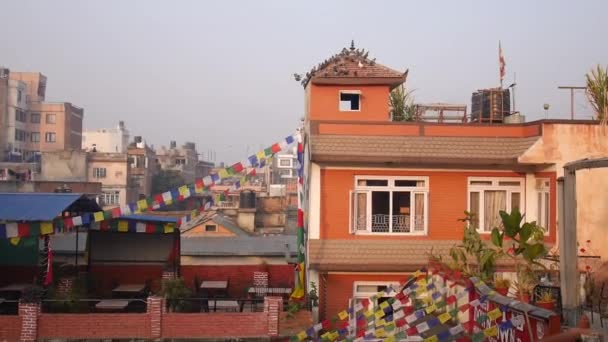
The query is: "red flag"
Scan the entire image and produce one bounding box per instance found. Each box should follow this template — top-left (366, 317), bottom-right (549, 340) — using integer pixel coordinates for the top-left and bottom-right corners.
top-left (17, 223), bottom-right (30, 237)
top-left (499, 41), bottom-right (506, 82)
top-left (271, 143), bottom-right (281, 153)
top-left (232, 162), bottom-right (244, 173)
top-left (44, 245), bottom-right (53, 286)
top-left (111, 207), bottom-right (122, 218)
top-left (249, 168), bottom-right (257, 176)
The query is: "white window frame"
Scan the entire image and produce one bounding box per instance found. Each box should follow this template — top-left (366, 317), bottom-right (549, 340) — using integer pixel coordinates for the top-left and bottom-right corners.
top-left (102, 191), bottom-right (120, 206)
top-left (339, 90), bottom-right (361, 112)
top-left (279, 158), bottom-right (292, 167)
top-left (467, 177), bottom-right (524, 233)
top-left (536, 178), bottom-right (550, 231)
top-left (93, 167), bottom-right (107, 178)
top-left (349, 281), bottom-right (400, 335)
top-left (45, 132), bottom-right (56, 143)
top-left (350, 175), bottom-right (429, 236)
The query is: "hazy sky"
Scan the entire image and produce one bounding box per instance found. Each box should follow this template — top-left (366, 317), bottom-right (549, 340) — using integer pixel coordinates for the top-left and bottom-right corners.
top-left (1, 1), bottom-right (606, 163)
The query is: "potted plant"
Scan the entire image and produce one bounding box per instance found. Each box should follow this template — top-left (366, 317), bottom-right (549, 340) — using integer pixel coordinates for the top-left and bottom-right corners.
top-left (493, 278), bottom-right (511, 296)
top-left (536, 290), bottom-right (555, 311)
top-left (512, 278), bottom-right (535, 303)
top-left (160, 278), bottom-right (192, 312)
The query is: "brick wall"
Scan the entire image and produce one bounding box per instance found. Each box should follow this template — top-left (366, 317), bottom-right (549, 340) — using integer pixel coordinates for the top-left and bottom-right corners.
top-left (38, 313), bottom-right (151, 339)
top-left (0, 296), bottom-right (289, 340)
top-left (181, 264), bottom-right (294, 297)
top-left (162, 312), bottom-right (268, 338)
top-left (0, 315), bottom-right (21, 341)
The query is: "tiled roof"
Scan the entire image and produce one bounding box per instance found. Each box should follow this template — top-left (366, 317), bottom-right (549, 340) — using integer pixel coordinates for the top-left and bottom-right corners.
top-left (308, 239), bottom-right (457, 272)
top-left (297, 42), bottom-right (407, 88)
top-left (310, 134), bottom-right (540, 164)
top-left (308, 239), bottom-right (518, 272)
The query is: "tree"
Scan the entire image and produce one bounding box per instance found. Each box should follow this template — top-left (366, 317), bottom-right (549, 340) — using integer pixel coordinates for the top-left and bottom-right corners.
top-left (389, 85), bottom-right (416, 121)
top-left (151, 170), bottom-right (185, 195)
top-left (585, 65), bottom-right (608, 121)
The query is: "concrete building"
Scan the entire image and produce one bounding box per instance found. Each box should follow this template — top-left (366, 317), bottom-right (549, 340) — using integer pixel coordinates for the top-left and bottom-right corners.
top-left (39, 150), bottom-right (137, 208)
top-left (156, 141), bottom-right (199, 183)
top-left (82, 121), bottom-right (129, 153)
top-left (127, 136), bottom-right (157, 199)
top-left (0, 69), bottom-right (83, 162)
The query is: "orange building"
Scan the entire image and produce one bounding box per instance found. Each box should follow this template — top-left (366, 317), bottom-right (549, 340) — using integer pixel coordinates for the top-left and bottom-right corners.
top-left (301, 43), bottom-right (608, 323)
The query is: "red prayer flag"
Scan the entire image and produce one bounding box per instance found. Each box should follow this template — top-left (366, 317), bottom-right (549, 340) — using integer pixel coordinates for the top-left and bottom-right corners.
top-left (271, 143), bottom-right (281, 153)
top-left (321, 319), bottom-right (331, 329)
top-left (111, 207), bottom-right (122, 218)
top-left (146, 223), bottom-right (156, 233)
top-left (446, 295), bottom-right (457, 305)
top-left (154, 194), bottom-right (164, 205)
top-left (338, 321), bottom-right (349, 329)
top-left (357, 330), bottom-right (365, 338)
top-left (406, 326), bottom-right (418, 335)
top-left (361, 298), bottom-right (370, 308)
top-left (459, 303), bottom-right (471, 312)
top-left (395, 292), bottom-right (405, 300)
top-left (64, 217), bottom-right (73, 229)
top-left (232, 162), bottom-right (244, 173)
top-left (100, 221), bottom-right (109, 231)
top-left (17, 223), bottom-right (30, 237)
top-left (396, 318), bottom-right (407, 327)
top-left (249, 168), bottom-right (257, 176)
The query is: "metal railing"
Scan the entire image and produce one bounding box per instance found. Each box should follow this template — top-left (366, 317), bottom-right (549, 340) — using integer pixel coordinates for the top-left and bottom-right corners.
top-left (40, 298), bottom-right (148, 314)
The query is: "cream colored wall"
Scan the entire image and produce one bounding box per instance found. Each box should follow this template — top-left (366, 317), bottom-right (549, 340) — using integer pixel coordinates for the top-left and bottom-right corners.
top-left (88, 155), bottom-right (130, 207)
top-left (40, 150), bottom-right (88, 181)
top-left (30, 102), bottom-right (67, 151)
top-left (520, 123), bottom-right (608, 260)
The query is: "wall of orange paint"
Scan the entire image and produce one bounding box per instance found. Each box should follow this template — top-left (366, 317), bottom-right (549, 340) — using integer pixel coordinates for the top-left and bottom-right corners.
top-left (319, 168), bottom-right (556, 242)
top-left (320, 273), bottom-right (410, 321)
top-left (308, 84), bottom-right (391, 122)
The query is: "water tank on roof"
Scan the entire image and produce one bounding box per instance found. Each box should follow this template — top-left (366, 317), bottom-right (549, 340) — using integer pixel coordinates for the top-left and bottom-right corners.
top-left (239, 190), bottom-right (256, 209)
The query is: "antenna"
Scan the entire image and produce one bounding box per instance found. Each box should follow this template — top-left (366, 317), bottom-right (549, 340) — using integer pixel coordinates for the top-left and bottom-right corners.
top-left (558, 86), bottom-right (586, 120)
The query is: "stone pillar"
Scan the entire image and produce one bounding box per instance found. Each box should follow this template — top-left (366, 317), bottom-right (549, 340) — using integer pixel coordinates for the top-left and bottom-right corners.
top-left (148, 296), bottom-right (163, 340)
top-left (237, 208), bottom-right (256, 233)
top-left (19, 301), bottom-right (40, 342)
top-left (264, 296), bottom-right (282, 337)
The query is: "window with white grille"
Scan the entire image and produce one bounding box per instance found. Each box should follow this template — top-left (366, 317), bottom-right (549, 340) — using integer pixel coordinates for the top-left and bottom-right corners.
top-left (93, 167), bottom-right (107, 178)
top-left (101, 191), bottom-right (120, 206)
top-left (350, 176), bottom-right (428, 235)
top-left (536, 179), bottom-right (550, 231)
top-left (467, 177), bottom-right (524, 233)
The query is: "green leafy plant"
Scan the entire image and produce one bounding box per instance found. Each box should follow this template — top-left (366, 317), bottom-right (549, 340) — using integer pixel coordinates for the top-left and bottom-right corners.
top-left (492, 208), bottom-right (548, 268)
top-left (448, 211), bottom-right (501, 281)
top-left (586, 65), bottom-right (608, 121)
top-left (389, 85), bottom-right (416, 122)
top-left (537, 289), bottom-right (555, 303)
top-left (286, 300), bottom-right (302, 319)
top-left (160, 278), bottom-right (192, 312)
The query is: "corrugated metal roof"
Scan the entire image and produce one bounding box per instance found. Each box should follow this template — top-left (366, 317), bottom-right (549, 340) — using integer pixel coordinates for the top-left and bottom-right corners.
top-left (119, 215), bottom-right (178, 223)
top-left (0, 193), bottom-right (93, 221)
top-left (181, 235), bottom-right (297, 256)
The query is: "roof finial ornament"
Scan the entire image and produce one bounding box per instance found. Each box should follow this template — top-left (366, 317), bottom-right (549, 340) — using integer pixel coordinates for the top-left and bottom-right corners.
top-left (350, 40), bottom-right (355, 51)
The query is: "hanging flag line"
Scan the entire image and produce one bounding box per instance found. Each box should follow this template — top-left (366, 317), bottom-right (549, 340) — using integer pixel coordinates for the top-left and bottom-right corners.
top-left (0, 134), bottom-right (298, 240)
top-left (290, 132), bottom-right (305, 300)
top-left (291, 271), bottom-right (532, 342)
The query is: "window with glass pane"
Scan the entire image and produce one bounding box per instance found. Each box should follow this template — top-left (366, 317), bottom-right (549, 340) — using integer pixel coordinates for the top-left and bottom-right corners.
top-left (468, 178), bottom-right (524, 232)
top-left (536, 179), bottom-right (550, 230)
top-left (350, 282), bottom-right (398, 335)
top-left (352, 177), bottom-right (428, 234)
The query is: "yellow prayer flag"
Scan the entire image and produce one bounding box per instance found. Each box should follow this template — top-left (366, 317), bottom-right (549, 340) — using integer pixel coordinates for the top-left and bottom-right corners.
top-left (256, 150), bottom-right (265, 161)
top-left (424, 336), bottom-right (438, 342)
top-left (190, 210), bottom-right (197, 219)
top-left (330, 331), bottom-right (339, 341)
top-left (41, 222), bottom-right (54, 235)
top-left (425, 304), bottom-right (437, 314)
top-left (376, 319), bottom-right (386, 327)
top-left (137, 199), bottom-right (148, 211)
top-left (364, 310), bottom-right (374, 318)
top-left (484, 325), bottom-right (498, 337)
top-left (374, 310), bottom-right (385, 319)
top-left (385, 336), bottom-right (396, 342)
top-left (379, 301), bottom-right (390, 310)
top-left (438, 312), bottom-right (452, 324)
top-left (488, 308), bottom-right (502, 321)
top-left (179, 185), bottom-right (189, 196)
top-left (321, 332), bottom-right (330, 340)
top-left (218, 168), bottom-right (230, 179)
top-left (93, 211), bottom-right (105, 222)
top-left (118, 220), bottom-right (129, 232)
top-left (413, 270), bottom-right (422, 277)
top-left (297, 331), bottom-right (307, 341)
top-left (338, 310), bottom-right (349, 320)
top-left (417, 278), bottom-right (427, 286)
top-left (375, 328), bottom-right (386, 338)
top-left (164, 223), bottom-right (175, 233)
top-left (9, 237), bottom-right (20, 246)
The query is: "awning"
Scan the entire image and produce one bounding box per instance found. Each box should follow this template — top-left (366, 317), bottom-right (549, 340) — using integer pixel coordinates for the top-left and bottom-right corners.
top-left (0, 193), bottom-right (101, 221)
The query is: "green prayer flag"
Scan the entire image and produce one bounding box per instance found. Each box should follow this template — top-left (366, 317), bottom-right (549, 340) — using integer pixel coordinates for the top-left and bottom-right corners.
top-left (472, 332), bottom-right (485, 342)
top-left (476, 314), bottom-right (488, 325)
top-left (29, 222), bottom-right (40, 237)
top-left (264, 147), bottom-right (273, 156)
